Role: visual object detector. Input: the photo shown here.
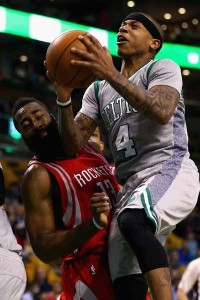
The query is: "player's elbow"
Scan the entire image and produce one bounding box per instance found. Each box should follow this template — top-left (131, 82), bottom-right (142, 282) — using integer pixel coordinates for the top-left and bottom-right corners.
top-left (30, 239), bottom-right (59, 264)
top-left (33, 246), bottom-right (55, 264)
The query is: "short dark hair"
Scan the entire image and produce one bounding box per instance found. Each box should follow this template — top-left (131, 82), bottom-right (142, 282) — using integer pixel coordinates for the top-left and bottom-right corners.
top-left (12, 97), bottom-right (49, 117)
top-left (12, 97), bottom-right (50, 129)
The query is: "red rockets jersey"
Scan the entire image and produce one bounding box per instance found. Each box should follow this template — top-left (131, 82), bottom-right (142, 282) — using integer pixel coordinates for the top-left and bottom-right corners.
top-left (29, 143), bottom-right (118, 299)
top-left (28, 143), bottom-right (119, 260)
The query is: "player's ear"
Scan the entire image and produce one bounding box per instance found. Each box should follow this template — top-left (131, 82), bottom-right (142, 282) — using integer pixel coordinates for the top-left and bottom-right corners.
top-left (151, 39), bottom-right (161, 52)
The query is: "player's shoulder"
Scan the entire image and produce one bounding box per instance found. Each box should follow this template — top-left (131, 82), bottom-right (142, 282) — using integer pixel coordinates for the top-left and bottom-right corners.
top-left (23, 161), bottom-right (49, 184)
top-left (90, 79), bottom-right (108, 92)
top-left (151, 58), bottom-right (180, 71)
top-left (144, 59), bottom-right (181, 83)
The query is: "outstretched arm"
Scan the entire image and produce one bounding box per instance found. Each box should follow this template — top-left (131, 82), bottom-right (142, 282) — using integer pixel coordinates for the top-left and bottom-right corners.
top-left (21, 164), bottom-right (110, 263)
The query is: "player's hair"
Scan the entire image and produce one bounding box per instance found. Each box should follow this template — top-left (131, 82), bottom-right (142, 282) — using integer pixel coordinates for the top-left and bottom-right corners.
top-left (12, 97), bottom-right (50, 128)
top-left (13, 97), bottom-right (49, 116)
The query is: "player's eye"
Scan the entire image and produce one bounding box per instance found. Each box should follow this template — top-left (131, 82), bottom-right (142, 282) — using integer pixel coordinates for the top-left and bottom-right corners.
top-left (35, 112), bottom-right (43, 120)
top-left (22, 120), bottom-right (31, 128)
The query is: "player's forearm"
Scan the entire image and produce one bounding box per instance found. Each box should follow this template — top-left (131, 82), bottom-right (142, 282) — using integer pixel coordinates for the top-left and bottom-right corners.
top-left (31, 218), bottom-right (100, 263)
top-left (108, 71), bottom-right (177, 124)
top-left (58, 106), bottom-right (98, 155)
top-left (57, 105), bottom-right (84, 155)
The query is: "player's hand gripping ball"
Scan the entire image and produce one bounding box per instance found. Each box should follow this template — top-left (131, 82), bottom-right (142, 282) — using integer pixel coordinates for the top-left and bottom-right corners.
top-left (45, 30), bottom-right (96, 88)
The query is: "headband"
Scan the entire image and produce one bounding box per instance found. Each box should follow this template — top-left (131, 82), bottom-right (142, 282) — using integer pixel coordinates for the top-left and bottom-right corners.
top-left (122, 12), bottom-right (163, 52)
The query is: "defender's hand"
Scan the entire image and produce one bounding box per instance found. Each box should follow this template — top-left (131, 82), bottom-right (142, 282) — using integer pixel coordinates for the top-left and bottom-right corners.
top-left (90, 192), bottom-right (110, 228)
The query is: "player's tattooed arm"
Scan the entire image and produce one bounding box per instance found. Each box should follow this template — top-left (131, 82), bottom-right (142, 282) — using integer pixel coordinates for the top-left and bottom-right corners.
top-left (131, 85), bottom-right (179, 124)
top-left (109, 72), bottom-right (179, 124)
top-left (75, 112), bottom-right (98, 147)
top-left (58, 105), bottom-right (97, 155)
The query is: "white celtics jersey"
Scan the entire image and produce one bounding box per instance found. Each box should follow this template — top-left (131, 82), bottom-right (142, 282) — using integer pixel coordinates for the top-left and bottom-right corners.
top-left (80, 59), bottom-right (189, 185)
top-left (178, 257), bottom-right (200, 299)
top-left (0, 163), bottom-right (22, 251)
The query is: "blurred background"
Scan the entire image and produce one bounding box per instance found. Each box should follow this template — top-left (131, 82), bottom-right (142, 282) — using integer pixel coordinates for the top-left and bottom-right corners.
top-left (0, 0), bottom-right (200, 299)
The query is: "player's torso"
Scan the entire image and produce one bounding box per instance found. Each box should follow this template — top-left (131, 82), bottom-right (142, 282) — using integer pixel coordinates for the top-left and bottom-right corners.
top-left (97, 61), bottom-right (188, 185)
top-left (29, 144), bottom-right (119, 257)
top-left (31, 144), bottom-right (118, 227)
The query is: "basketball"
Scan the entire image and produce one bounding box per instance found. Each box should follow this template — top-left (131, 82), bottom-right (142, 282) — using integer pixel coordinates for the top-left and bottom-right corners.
top-left (45, 30), bottom-right (96, 88)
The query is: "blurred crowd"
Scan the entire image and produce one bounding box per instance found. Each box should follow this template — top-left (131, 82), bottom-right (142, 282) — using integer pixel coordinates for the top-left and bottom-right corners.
top-left (1, 0), bottom-right (200, 46)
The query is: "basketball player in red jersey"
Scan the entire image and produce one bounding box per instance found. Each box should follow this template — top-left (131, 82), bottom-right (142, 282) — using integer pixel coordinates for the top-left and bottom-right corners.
top-left (12, 97), bottom-right (119, 300)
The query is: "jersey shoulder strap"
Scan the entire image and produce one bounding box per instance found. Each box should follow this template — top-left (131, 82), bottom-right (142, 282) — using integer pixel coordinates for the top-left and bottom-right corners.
top-left (146, 59), bottom-right (163, 81)
top-left (94, 80), bottom-right (100, 103)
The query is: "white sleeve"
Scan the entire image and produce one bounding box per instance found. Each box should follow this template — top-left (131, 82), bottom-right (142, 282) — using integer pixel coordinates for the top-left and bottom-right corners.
top-left (178, 259), bottom-right (200, 293)
top-left (79, 82), bottom-right (101, 122)
top-left (148, 59), bottom-right (183, 95)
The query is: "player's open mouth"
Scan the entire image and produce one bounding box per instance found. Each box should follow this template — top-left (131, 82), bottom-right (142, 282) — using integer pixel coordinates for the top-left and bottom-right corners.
top-left (38, 129), bottom-right (48, 138)
top-left (117, 35), bottom-right (128, 44)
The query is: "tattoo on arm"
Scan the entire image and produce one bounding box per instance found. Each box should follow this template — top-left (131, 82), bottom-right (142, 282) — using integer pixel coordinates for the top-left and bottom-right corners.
top-left (110, 72), bottom-right (179, 124)
top-left (75, 113), bottom-right (98, 145)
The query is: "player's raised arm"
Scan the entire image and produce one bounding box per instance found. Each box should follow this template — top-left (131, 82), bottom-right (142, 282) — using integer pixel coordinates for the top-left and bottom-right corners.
top-left (44, 66), bottom-right (97, 156)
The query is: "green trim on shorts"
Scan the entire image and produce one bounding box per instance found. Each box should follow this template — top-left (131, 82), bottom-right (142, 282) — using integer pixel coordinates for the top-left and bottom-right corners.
top-left (141, 188), bottom-right (158, 230)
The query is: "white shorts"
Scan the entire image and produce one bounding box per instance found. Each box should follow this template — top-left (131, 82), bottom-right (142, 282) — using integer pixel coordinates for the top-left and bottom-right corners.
top-left (108, 157), bottom-right (200, 281)
top-left (0, 247), bottom-right (27, 300)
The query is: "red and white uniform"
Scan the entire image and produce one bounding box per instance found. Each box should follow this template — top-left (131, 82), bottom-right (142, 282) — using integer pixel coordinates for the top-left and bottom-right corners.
top-left (29, 144), bottom-right (119, 300)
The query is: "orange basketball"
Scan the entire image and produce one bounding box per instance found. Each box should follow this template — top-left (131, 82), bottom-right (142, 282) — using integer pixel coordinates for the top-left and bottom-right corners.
top-left (45, 30), bottom-right (96, 88)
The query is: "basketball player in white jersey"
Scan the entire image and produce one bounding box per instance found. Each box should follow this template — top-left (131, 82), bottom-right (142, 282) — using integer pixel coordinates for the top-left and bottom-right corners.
top-left (177, 257), bottom-right (200, 300)
top-left (46, 12), bottom-right (200, 300)
top-left (0, 163), bottom-right (26, 299)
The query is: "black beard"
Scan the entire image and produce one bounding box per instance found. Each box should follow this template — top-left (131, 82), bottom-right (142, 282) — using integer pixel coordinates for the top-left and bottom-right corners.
top-left (22, 115), bottom-right (65, 162)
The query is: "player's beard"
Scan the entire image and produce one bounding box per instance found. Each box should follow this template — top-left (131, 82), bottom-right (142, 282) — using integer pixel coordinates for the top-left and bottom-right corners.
top-left (22, 115), bottom-right (65, 162)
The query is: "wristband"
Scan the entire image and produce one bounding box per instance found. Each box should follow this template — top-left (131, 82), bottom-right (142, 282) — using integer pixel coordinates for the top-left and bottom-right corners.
top-left (92, 217), bottom-right (104, 230)
top-left (56, 98), bottom-right (72, 107)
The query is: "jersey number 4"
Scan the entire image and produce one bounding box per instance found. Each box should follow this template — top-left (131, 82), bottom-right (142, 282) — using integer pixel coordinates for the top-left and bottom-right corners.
top-left (115, 124), bottom-right (136, 162)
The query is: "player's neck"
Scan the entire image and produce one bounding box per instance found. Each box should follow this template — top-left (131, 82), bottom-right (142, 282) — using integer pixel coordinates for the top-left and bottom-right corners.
top-left (122, 58), bottom-right (153, 78)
